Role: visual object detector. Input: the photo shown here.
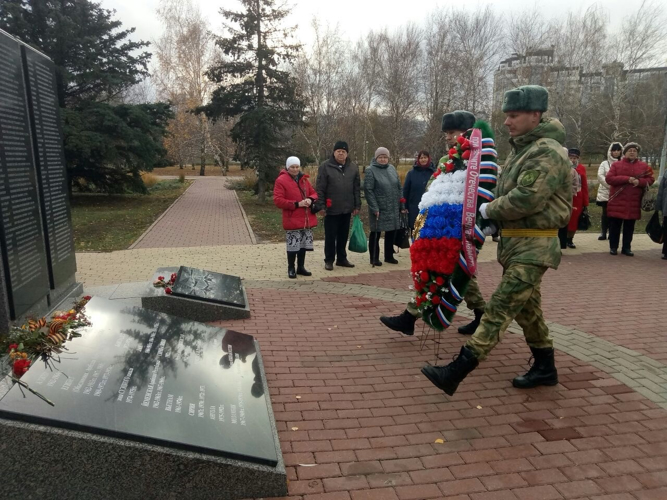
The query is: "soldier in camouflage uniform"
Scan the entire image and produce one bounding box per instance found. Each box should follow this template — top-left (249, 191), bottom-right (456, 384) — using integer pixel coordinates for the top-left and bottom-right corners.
top-left (421, 85), bottom-right (572, 396)
top-left (379, 110), bottom-right (488, 336)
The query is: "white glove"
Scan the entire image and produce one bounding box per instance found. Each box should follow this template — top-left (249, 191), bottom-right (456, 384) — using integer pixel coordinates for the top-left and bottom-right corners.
top-left (482, 223), bottom-right (497, 236)
top-left (479, 203), bottom-right (490, 220)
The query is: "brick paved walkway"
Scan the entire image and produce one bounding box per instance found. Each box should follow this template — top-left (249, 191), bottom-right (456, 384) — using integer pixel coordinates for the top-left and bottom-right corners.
top-left (131, 178), bottom-right (254, 248)
top-left (78, 193), bottom-right (667, 500)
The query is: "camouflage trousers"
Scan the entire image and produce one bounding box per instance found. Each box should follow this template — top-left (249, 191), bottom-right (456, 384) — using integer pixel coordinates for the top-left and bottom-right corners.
top-left (465, 263), bottom-right (553, 361)
top-left (406, 276), bottom-right (486, 318)
top-left (464, 277), bottom-right (486, 311)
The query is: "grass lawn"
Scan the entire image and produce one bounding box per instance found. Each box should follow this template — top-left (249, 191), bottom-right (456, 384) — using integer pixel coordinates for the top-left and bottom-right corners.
top-left (71, 180), bottom-right (192, 252)
top-left (237, 191), bottom-right (378, 243)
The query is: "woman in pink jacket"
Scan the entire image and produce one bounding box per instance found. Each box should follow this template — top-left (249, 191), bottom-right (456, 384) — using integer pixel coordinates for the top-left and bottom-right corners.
top-left (273, 156), bottom-right (319, 278)
top-left (605, 142), bottom-right (654, 256)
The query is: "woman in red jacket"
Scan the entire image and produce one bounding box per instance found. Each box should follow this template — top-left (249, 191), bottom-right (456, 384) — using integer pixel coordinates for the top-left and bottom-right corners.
top-left (273, 156), bottom-right (319, 278)
top-left (606, 142), bottom-right (655, 256)
top-left (560, 148), bottom-right (589, 249)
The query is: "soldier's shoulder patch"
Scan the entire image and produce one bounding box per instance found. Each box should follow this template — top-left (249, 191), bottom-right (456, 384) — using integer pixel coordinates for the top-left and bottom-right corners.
top-left (519, 170), bottom-right (541, 187)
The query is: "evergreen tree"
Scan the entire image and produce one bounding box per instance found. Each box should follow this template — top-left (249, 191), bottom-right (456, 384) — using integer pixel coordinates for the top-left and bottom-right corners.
top-left (0, 0), bottom-right (151, 107)
top-left (0, 0), bottom-right (169, 193)
top-left (202, 0), bottom-right (303, 201)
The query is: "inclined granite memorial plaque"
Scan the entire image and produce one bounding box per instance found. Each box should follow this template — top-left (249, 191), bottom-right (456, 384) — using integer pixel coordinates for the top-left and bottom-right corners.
top-left (21, 45), bottom-right (77, 298)
top-left (0, 31), bottom-right (50, 320)
top-left (172, 266), bottom-right (246, 307)
top-left (0, 297), bottom-right (278, 466)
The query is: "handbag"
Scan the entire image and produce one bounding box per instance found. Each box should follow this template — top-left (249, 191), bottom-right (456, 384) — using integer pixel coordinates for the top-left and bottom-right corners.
top-left (577, 207), bottom-right (591, 231)
top-left (641, 186), bottom-right (656, 212)
top-left (646, 211), bottom-right (664, 244)
top-left (394, 212), bottom-right (411, 249)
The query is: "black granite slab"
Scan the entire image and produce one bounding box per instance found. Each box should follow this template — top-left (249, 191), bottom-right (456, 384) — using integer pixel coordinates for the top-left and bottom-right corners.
top-left (172, 266), bottom-right (246, 308)
top-left (21, 45), bottom-right (77, 292)
top-left (0, 297), bottom-right (278, 466)
top-left (0, 31), bottom-right (50, 319)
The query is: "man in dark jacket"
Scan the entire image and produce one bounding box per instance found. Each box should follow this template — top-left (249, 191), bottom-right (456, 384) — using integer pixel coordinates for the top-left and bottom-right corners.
top-left (316, 141), bottom-right (361, 270)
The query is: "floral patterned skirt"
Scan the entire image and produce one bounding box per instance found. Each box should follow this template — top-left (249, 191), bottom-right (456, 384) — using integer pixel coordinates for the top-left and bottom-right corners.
top-left (286, 229), bottom-right (314, 253)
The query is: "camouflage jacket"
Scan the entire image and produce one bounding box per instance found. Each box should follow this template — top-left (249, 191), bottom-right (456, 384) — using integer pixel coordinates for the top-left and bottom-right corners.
top-left (486, 118), bottom-right (572, 270)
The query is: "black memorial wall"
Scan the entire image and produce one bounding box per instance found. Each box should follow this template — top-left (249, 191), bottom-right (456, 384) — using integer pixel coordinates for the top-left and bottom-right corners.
top-left (0, 32), bottom-right (50, 319)
top-left (0, 30), bottom-right (77, 320)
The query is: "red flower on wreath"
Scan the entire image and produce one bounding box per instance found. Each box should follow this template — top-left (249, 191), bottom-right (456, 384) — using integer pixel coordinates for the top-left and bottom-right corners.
top-left (457, 135), bottom-right (466, 145)
top-left (445, 161), bottom-right (455, 173)
top-left (432, 296), bottom-right (441, 305)
top-left (461, 150), bottom-right (471, 160)
top-left (13, 358), bottom-right (31, 377)
top-left (435, 276), bottom-right (445, 286)
top-left (326, 199), bottom-right (332, 208)
top-left (8, 343), bottom-right (18, 353)
top-left (420, 271), bottom-right (429, 282)
top-left (165, 287), bottom-right (173, 295)
top-left (429, 284), bottom-right (437, 293)
top-left (433, 169), bottom-right (441, 178)
top-left (158, 276), bottom-right (165, 281)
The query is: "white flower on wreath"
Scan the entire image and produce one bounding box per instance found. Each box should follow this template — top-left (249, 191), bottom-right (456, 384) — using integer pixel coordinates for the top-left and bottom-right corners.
top-left (419, 169), bottom-right (466, 211)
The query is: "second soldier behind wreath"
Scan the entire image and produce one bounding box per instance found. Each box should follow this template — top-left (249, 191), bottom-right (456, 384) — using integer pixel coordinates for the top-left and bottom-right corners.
top-left (379, 110), bottom-right (489, 336)
top-left (421, 86), bottom-right (572, 396)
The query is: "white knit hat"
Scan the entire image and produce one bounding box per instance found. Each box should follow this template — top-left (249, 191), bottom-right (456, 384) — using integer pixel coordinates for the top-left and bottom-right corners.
top-left (285, 156), bottom-right (301, 169)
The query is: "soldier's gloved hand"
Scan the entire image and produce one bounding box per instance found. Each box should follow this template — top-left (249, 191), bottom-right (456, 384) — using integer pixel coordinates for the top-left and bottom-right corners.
top-left (479, 203), bottom-right (490, 219)
top-left (482, 223), bottom-right (497, 236)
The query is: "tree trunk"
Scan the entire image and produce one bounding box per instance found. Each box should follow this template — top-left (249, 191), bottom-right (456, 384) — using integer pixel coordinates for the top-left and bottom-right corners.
top-left (257, 178), bottom-right (266, 202)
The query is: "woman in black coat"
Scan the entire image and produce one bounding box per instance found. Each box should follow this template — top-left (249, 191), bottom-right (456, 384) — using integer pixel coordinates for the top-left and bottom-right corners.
top-left (403, 150), bottom-right (436, 229)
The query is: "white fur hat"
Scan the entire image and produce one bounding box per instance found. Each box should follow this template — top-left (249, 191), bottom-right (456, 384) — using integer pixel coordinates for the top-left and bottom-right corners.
top-left (285, 156), bottom-right (301, 169)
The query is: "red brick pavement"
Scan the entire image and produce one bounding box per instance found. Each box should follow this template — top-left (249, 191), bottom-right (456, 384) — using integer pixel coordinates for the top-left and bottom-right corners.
top-left (219, 286), bottom-right (667, 500)
top-left (132, 179), bottom-right (253, 248)
top-left (325, 248), bottom-right (667, 363)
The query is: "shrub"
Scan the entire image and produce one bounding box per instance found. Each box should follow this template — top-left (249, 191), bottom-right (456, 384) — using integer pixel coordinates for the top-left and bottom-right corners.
top-left (141, 172), bottom-right (159, 188)
top-left (178, 173), bottom-right (185, 184)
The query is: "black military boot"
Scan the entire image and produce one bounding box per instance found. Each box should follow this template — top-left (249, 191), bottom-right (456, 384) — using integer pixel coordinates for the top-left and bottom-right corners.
top-left (380, 310), bottom-right (417, 336)
top-left (512, 347), bottom-right (558, 389)
top-left (566, 238), bottom-right (576, 249)
top-left (296, 249), bottom-right (312, 276)
top-left (421, 346), bottom-right (479, 396)
top-left (458, 308), bottom-right (484, 335)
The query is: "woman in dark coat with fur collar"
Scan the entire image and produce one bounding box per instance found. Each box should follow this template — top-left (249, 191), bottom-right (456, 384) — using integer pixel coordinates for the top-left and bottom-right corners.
top-left (403, 150), bottom-right (436, 230)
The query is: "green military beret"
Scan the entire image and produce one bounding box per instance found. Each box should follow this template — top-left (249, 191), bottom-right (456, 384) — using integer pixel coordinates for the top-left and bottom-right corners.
top-left (502, 85), bottom-right (549, 113)
top-left (442, 110), bottom-right (476, 132)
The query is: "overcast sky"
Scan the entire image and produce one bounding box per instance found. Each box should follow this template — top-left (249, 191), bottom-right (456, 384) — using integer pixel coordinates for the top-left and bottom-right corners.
top-left (101, 0), bottom-right (632, 49)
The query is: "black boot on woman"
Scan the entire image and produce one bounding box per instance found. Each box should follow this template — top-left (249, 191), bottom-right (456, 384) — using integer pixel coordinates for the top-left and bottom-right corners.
top-left (287, 252), bottom-right (297, 279)
top-left (296, 249), bottom-right (312, 276)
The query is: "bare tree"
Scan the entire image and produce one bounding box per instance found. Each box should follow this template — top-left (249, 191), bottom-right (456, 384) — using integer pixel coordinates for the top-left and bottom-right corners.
top-left (376, 24), bottom-right (422, 162)
top-left (506, 6), bottom-right (558, 56)
top-left (296, 20), bottom-right (348, 163)
top-left (422, 9), bottom-right (456, 158)
top-left (153, 0), bottom-right (218, 175)
top-left (450, 7), bottom-right (504, 114)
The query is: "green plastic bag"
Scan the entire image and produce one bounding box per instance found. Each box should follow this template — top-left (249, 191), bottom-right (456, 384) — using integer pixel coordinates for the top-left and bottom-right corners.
top-left (348, 215), bottom-right (368, 253)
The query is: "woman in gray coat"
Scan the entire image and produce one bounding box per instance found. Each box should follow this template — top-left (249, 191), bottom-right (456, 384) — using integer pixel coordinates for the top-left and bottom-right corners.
top-left (364, 147), bottom-right (403, 266)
